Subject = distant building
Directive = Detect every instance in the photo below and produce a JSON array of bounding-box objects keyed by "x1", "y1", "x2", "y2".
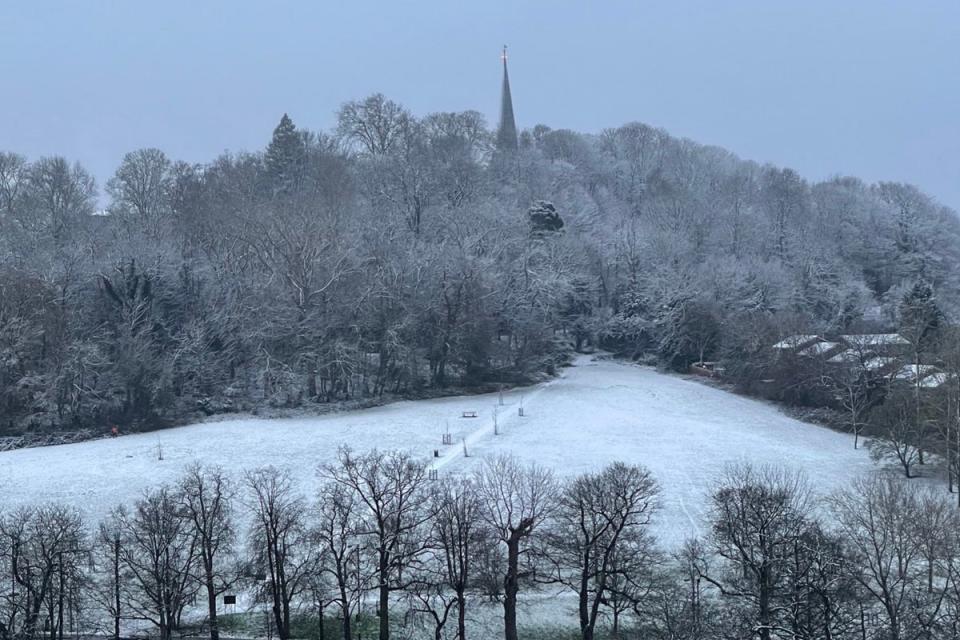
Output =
[
  {"x1": 798, "y1": 341, "x2": 843, "y2": 358},
  {"x1": 839, "y1": 334, "x2": 910, "y2": 357},
  {"x1": 827, "y1": 349, "x2": 861, "y2": 365},
  {"x1": 893, "y1": 364, "x2": 945, "y2": 387},
  {"x1": 771, "y1": 333, "x2": 910, "y2": 360},
  {"x1": 495, "y1": 45, "x2": 518, "y2": 152},
  {"x1": 772, "y1": 335, "x2": 822, "y2": 351},
  {"x1": 862, "y1": 356, "x2": 898, "y2": 373}
]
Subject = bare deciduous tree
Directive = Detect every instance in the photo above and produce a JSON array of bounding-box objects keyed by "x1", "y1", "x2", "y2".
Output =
[
  {"x1": 546, "y1": 462, "x2": 659, "y2": 640},
  {"x1": 114, "y1": 489, "x2": 197, "y2": 640},
  {"x1": 829, "y1": 476, "x2": 936, "y2": 640},
  {"x1": 321, "y1": 448, "x2": 433, "y2": 640},
  {"x1": 698, "y1": 464, "x2": 813, "y2": 640},
  {"x1": 407, "y1": 477, "x2": 488, "y2": 640},
  {"x1": 0, "y1": 505, "x2": 86, "y2": 640},
  {"x1": 867, "y1": 392, "x2": 922, "y2": 478},
  {"x1": 336, "y1": 94, "x2": 412, "y2": 156},
  {"x1": 178, "y1": 464, "x2": 235, "y2": 640},
  {"x1": 313, "y1": 481, "x2": 365, "y2": 640},
  {"x1": 245, "y1": 467, "x2": 315, "y2": 640},
  {"x1": 474, "y1": 454, "x2": 556, "y2": 640}
]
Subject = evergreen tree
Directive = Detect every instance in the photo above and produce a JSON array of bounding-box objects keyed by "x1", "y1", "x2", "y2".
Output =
[
  {"x1": 265, "y1": 113, "x2": 305, "y2": 194},
  {"x1": 527, "y1": 200, "x2": 564, "y2": 234},
  {"x1": 899, "y1": 279, "x2": 943, "y2": 356}
]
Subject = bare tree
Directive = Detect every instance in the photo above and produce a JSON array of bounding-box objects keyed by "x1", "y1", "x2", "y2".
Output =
[
  {"x1": 245, "y1": 467, "x2": 315, "y2": 640},
  {"x1": 933, "y1": 326, "x2": 960, "y2": 501},
  {"x1": 19, "y1": 156, "x2": 95, "y2": 245},
  {"x1": 643, "y1": 539, "x2": 718, "y2": 640},
  {"x1": 313, "y1": 481, "x2": 365, "y2": 640},
  {"x1": 867, "y1": 392, "x2": 922, "y2": 478},
  {"x1": 404, "y1": 570, "x2": 457, "y2": 640},
  {"x1": 336, "y1": 94, "x2": 412, "y2": 156},
  {"x1": 698, "y1": 464, "x2": 813, "y2": 640},
  {"x1": 178, "y1": 464, "x2": 235, "y2": 640},
  {"x1": 0, "y1": 505, "x2": 86, "y2": 640},
  {"x1": 114, "y1": 489, "x2": 198, "y2": 640},
  {"x1": 106, "y1": 148, "x2": 173, "y2": 238},
  {"x1": 407, "y1": 477, "x2": 488, "y2": 640},
  {"x1": 545, "y1": 462, "x2": 659, "y2": 640},
  {"x1": 474, "y1": 454, "x2": 557, "y2": 640},
  {"x1": 320, "y1": 448, "x2": 434, "y2": 640},
  {"x1": 829, "y1": 475, "x2": 929, "y2": 640},
  {"x1": 435, "y1": 478, "x2": 487, "y2": 640},
  {"x1": 913, "y1": 489, "x2": 958, "y2": 597},
  {"x1": 0, "y1": 152, "x2": 26, "y2": 219},
  {"x1": 819, "y1": 343, "x2": 876, "y2": 449},
  {"x1": 92, "y1": 516, "x2": 124, "y2": 640}
]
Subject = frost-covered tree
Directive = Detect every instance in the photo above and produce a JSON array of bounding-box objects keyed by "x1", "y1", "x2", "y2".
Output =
[{"x1": 107, "y1": 148, "x2": 173, "y2": 237}]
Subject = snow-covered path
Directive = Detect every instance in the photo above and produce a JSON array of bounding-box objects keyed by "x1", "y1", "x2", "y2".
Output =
[{"x1": 0, "y1": 355, "x2": 877, "y2": 546}]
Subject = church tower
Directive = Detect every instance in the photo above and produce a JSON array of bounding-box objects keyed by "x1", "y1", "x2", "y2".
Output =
[{"x1": 496, "y1": 45, "x2": 518, "y2": 151}]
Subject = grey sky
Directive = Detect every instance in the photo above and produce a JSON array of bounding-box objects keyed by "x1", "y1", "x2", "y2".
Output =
[{"x1": 1, "y1": 1, "x2": 958, "y2": 210}]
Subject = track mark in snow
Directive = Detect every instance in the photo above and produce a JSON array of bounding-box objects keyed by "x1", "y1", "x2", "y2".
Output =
[{"x1": 675, "y1": 468, "x2": 703, "y2": 538}]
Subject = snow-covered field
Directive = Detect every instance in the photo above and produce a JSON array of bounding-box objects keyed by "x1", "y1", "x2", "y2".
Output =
[{"x1": 0, "y1": 355, "x2": 878, "y2": 546}]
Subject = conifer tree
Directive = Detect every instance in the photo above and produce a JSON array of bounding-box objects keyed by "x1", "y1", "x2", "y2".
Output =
[
  {"x1": 265, "y1": 113, "x2": 305, "y2": 194},
  {"x1": 899, "y1": 279, "x2": 942, "y2": 356}
]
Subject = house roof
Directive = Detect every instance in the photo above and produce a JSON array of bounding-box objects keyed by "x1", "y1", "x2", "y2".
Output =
[
  {"x1": 863, "y1": 356, "x2": 896, "y2": 371},
  {"x1": 773, "y1": 335, "x2": 821, "y2": 350},
  {"x1": 840, "y1": 334, "x2": 908, "y2": 348},
  {"x1": 827, "y1": 349, "x2": 861, "y2": 364},
  {"x1": 920, "y1": 372, "x2": 951, "y2": 388},
  {"x1": 799, "y1": 341, "x2": 841, "y2": 357},
  {"x1": 894, "y1": 364, "x2": 940, "y2": 382}
]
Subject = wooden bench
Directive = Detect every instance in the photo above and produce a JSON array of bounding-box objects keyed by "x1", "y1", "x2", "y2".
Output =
[{"x1": 461, "y1": 410, "x2": 478, "y2": 418}]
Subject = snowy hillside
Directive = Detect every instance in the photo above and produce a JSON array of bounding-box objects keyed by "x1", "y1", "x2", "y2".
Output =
[{"x1": 0, "y1": 355, "x2": 877, "y2": 546}]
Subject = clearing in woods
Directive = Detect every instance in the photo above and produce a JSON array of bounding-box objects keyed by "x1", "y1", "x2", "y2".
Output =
[{"x1": 0, "y1": 354, "x2": 878, "y2": 546}]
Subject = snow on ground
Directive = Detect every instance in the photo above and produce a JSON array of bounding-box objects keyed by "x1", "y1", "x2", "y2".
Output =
[{"x1": 0, "y1": 354, "x2": 879, "y2": 546}]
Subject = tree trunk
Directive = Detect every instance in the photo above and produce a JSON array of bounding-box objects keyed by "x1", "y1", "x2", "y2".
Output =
[
  {"x1": 578, "y1": 558, "x2": 592, "y2": 640},
  {"x1": 339, "y1": 580, "x2": 353, "y2": 640},
  {"x1": 503, "y1": 535, "x2": 521, "y2": 640},
  {"x1": 758, "y1": 563, "x2": 772, "y2": 640},
  {"x1": 114, "y1": 538, "x2": 121, "y2": 640},
  {"x1": 318, "y1": 600, "x2": 325, "y2": 640},
  {"x1": 456, "y1": 589, "x2": 466, "y2": 640},
  {"x1": 379, "y1": 550, "x2": 390, "y2": 640},
  {"x1": 205, "y1": 568, "x2": 219, "y2": 640}
]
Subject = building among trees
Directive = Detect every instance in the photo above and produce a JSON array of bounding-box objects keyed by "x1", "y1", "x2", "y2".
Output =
[{"x1": 495, "y1": 45, "x2": 518, "y2": 152}]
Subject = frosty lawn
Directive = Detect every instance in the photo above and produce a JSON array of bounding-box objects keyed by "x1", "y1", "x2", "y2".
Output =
[{"x1": 0, "y1": 355, "x2": 876, "y2": 547}]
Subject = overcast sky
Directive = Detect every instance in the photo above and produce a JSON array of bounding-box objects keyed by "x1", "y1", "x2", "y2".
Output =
[{"x1": 1, "y1": 1, "x2": 958, "y2": 210}]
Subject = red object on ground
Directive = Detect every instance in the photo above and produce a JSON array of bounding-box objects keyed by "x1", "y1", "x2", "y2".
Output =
[{"x1": 110, "y1": 426, "x2": 119, "y2": 437}]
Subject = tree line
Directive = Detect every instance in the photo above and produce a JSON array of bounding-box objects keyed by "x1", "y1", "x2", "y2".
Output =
[
  {"x1": 3, "y1": 93, "x2": 960, "y2": 438},
  {"x1": 3, "y1": 452, "x2": 960, "y2": 640}
]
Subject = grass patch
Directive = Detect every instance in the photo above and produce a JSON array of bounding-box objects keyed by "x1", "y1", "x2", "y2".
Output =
[
  {"x1": 212, "y1": 610, "x2": 378, "y2": 639},
  {"x1": 518, "y1": 624, "x2": 632, "y2": 640},
  {"x1": 290, "y1": 612, "x2": 379, "y2": 639}
]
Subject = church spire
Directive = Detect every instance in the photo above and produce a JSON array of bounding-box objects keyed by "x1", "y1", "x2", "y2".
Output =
[{"x1": 496, "y1": 45, "x2": 518, "y2": 151}]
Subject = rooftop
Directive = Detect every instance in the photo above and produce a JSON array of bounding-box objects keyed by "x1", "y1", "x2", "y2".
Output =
[
  {"x1": 840, "y1": 333, "x2": 909, "y2": 347},
  {"x1": 799, "y1": 341, "x2": 841, "y2": 357},
  {"x1": 773, "y1": 335, "x2": 821, "y2": 350}
]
